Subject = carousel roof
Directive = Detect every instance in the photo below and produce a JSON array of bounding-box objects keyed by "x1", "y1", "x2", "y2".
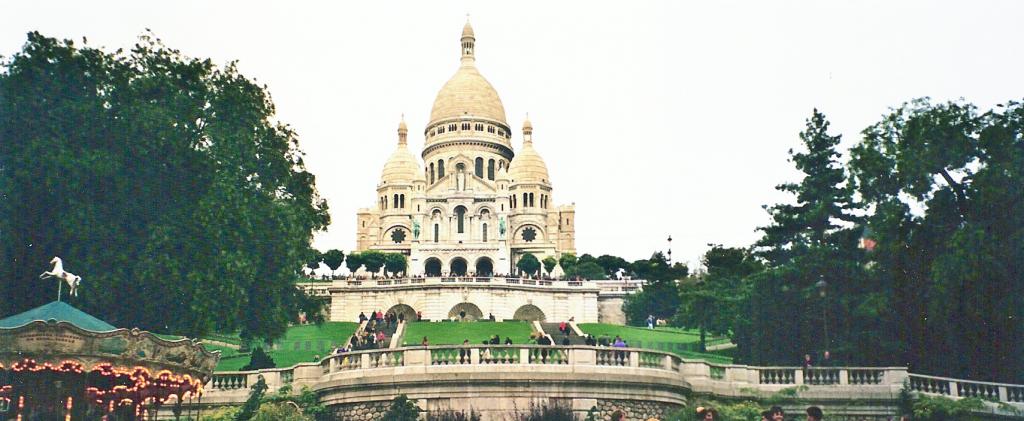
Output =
[{"x1": 0, "y1": 300, "x2": 116, "y2": 331}]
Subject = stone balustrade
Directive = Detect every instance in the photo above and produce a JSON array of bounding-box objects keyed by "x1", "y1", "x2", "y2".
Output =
[
  {"x1": 199, "y1": 346, "x2": 1024, "y2": 420},
  {"x1": 321, "y1": 276, "x2": 600, "y2": 292}
]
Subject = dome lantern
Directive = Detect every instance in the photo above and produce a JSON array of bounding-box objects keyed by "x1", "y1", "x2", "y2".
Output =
[
  {"x1": 461, "y1": 18, "x2": 475, "y2": 62},
  {"x1": 398, "y1": 114, "x2": 408, "y2": 145}
]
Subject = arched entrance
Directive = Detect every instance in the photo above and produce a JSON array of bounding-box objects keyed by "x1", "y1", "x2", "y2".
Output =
[
  {"x1": 475, "y1": 257, "x2": 494, "y2": 277},
  {"x1": 448, "y1": 302, "x2": 484, "y2": 321},
  {"x1": 513, "y1": 304, "x2": 546, "y2": 322},
  {"x1": 450, "y1": 257, "x2": 468, "y2": 276},
  {"x1": 387, "y1": 304, "x2": 417, "y2": 322},
  {"x1": 424, "y1": 258, "x2": 442, "y2": 276}
]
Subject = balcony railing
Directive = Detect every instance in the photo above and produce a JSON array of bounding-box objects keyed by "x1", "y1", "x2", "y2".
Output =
[{"x1": 204, "y1": 346, "x2": 1024, "y2": 409}]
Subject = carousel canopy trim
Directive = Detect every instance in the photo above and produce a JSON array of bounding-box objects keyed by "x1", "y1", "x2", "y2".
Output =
[{"x1": 0, "y1": 301, "x2": 116, "y2": 332}]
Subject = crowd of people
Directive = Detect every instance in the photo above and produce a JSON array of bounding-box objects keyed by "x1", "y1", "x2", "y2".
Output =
[{"x1": 695, "y1": 405, "x2": 825, "y2": 421}]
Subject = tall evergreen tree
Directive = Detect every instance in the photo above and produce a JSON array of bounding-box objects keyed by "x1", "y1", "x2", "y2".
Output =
[{"x1": 746, "y1": 109, "x2": 863, "y2": 364}]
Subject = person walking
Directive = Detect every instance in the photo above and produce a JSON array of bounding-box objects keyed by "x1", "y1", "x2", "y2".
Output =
[{"x1": 647, "y1": 314, "x2": 655, "y2": 329}]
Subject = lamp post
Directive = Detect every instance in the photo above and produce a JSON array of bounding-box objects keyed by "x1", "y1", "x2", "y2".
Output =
[
  {"x1": 815, "y1": 278, "x2": 829, "y2": 354},
  {"x1": 667, "y1": 235, "x2": 673, "y2": 265}
]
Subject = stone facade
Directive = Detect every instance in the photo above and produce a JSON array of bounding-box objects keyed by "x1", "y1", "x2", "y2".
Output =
[
  {"x1": 356, "y1": 21, "x2": 575, "y2": 277},
  {"x1": 329, "y1": 278, "x2": 600, "y2": 323},
  {"x1": 595, "y1": 399, "x2": 681, "y2": 421},
  {"x1": 329, "y1": 400, "x2": 391, "y2": 421}
]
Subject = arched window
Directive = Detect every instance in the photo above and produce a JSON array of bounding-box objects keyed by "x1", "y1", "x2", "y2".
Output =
[
  {"x1": 430, "y1": 163, "x2": 435, "y2": 184},
  {"x1": 433, "y1": 224, "x2": 439, "y2": 243},
  {"x1": 522, "y1": 193, "x2": 528, "y2": 207},
  {"x1": 438, "y1": 126, "x2": 445, "y2": 134},
  {"x1": 461, "y1": 122, "x2": 470, "y2": 131},
  {"x1": 487, "y1": 159, "x2": 495, "y2": 180},
  {"x1": 393, "y1": 194, "x2": 399, "y2": 209},
  {"x1": 499, "y1": 161, "x2": 504, "y2": 170},
  {"x1": 482, "y1": 223, "x2": 488, "y2": 242},
  {"x1": 438, "y1": 160, "x2": 445, "y2": 179},
  {"x1": 455, "y1": 206, "x2": 467, "y2": 233},
  {"x1": 475, "y1": 157, "x2": 484, "y2": 178},
  {"x1": 400, "y1": 194, "x2": 405, "y2": 208},
  {"x1": 529, "y1": 193, "x2": 535, "y2": 207}
]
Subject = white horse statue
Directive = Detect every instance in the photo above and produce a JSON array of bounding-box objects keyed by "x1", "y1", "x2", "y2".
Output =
[{"x1": 39, "y1": 256, "x2": 82, "y2": 297}]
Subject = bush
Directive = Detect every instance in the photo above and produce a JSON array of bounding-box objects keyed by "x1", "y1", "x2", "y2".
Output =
[
  {"x1": 382, "y1": 395, "x2": 421, "y2": 421},
  {"x1": 241, "y1": 347, "x2": 276, "y2": 371},
  {"x1": 251, "y1": 403, "x2": 313, "y2": 421},
  {"x1": 427, "y1": 409, "x2": 482, "y2": 421},
  {"x1": 514, "y1": 403, "x2": 574, "y2": 421}
]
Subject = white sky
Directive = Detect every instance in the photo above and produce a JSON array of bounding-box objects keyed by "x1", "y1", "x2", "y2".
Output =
[{"x1": 5, "y1": 1, "x2": 1024, "y2": 267}]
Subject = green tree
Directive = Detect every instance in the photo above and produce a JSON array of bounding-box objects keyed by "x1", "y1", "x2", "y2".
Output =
[
  {"x1": 241, "y1": 347, "x2": 276, "y2": 371},
  {"x1": 384, "y1": 253, "x2": 407, "y2": 277},
  {"x1": 517, "y1": 253, "x2": 541, "y2": 276},
  {"x1": 623, "y1": 252, "x2": 686, "y2": 325},
  {"x1": 558, "y1": 253, "x2": 577, "y2": 275},
  {"x1": 0, "y1": 32, "x2": 329, "y2": 342},
  {"x1": 382, "y1": 394, "x2": 421, "y2": 421},
  {"x1": 850, "y1": 99, "x2": 1024, "y2": 382},
  {"x1": 345, "y1": 251, "x2": 363, "y2": 274},
  {"x1": 542, "y1": 256, "x2": 557, "y2": 276},
  {"x1": 596, "y1": 254, "x2": 629, "y2": 278},
  {"x1": 321, "y1": 249, "x2": 345, "y2": 277},
  {"x1": 676, "y1": 246, "x2": 761, "y2": 352},
  {"x1": 574, "y1": 262, "x2": 606, "y2": 280},
  {"x1": 360, "y1": 250, "x2": 386, "y2": 276},
  {"x1": 235, "y1": 375, "x2": 268, "y2": 421},
  {"x1": 746, "y1": 109, "x2": 863, "y2": 365}
]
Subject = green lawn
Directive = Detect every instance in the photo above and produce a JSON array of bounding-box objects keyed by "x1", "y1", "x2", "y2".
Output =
[
  {"x1": 578, "y1": 323, "x2": 733, "y2": 363},
  {"x1": 402, "y1": 321, "x2": 535, "y2": 346},
  {"x1": 203, "y1": 322, "x2": 359, "y2": 371}
]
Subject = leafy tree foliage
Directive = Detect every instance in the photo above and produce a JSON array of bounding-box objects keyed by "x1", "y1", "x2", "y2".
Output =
[
  {"x1": 382, "y1": 394, "x2": 421, "y2": 421},
  {"x1": 517, "y1": 253, "x2": 541, "y2": 276},
  {"x1": 541, "y1": 256, "x2": 557, "y2": 276},
  {"x1": 573, "y1": 262, "x2": 607, "y2": 280},
  {"x1": 321, "y1": 249, "x2": 345, "y2": 273},
  {"x1": 383, "y1": 252, "x2": 407, "y2": 276},
  {"x1": 235, "y1": 375, "x2": 268, "y2": 421},
  {"x1": 676, "y1": 246, "x2": 761, "y2": 352},
  {"x1": 596, "y1": 254, "x2": 629, "y2": 278},
  {"x1": 360, "y1": 250, "x2": 386, "y2": 276},
  {"x1": 623, "y1": 252, "x2": 687, "y2": 325},
  {"x1": 557, "y1": 253, "x2": 577, "y2": 274},
  {"x1": 344, "y1": 251, "x2": 363, "y2": 274},
  {"x1": 241, "y1": 347, "x2": 276, "y2": 371},
  {"x1": 0, "y1": 32, "x2": 329, "y2": 342},
  {"x1": 849, "y1": 99, "x2": 1024, "y2": 382}
]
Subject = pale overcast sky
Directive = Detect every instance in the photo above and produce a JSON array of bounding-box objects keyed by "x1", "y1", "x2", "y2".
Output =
[{"x1": 5, "y1": 1, "x2": 1023, "y2": 267}]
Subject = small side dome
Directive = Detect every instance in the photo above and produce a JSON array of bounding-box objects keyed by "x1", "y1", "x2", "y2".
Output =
[
  {"x1": 381, "y1": 117, "x2": 421, "y2": 184},
  {"x1": 508, "y1": 142, "x2": 549, "y2": 185},
  {"x1": 380, "y1": 145, "x2": 421, "y2": 185}
]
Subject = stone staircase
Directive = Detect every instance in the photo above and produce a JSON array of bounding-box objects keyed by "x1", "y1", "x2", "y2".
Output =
[{"x1": 540, "y1": 322, "x2": 588, "y2": 345}]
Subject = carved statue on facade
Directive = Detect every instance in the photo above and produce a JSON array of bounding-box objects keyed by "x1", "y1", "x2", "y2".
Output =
[
  {"x1": 413, "y1": 220, "x2": 421, "y2": 239},
  {"x1": 499, "y1": 217, "x2": 506, "y2": 238}
]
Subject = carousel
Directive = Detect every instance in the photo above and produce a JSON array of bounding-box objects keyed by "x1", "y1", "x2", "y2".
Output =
[{"x1": 0, "y1": 258, "x2": 219, "y2": 420}]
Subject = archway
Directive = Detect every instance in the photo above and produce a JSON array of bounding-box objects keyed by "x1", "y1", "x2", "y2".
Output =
[
  {"x1": 448, "y1": 302, "x2": 484, "y2": 321},
  {"x1": 424, "y1": 258, "x2": 442, "y2": 277},
  {"x1": 513, "y1": 304, "x2": 546, "y2": 322},
  {"x1": 387, "y1": 304, "x2": 417, "y2": 322},
  {"x1": 450, "y1": 257, "x2": 468, "y2": 276},
  {"x1": 475, "y1": 257, "x2": 494, "y2": 277}
]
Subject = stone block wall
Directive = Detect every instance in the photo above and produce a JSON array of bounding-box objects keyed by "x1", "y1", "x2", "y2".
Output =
[
  {"x1": 595, "y1": 399, "x2": 681, "y2": 421},
  {"x1": 329, "y1": 400, "x2": 391, "y2": 421}
]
